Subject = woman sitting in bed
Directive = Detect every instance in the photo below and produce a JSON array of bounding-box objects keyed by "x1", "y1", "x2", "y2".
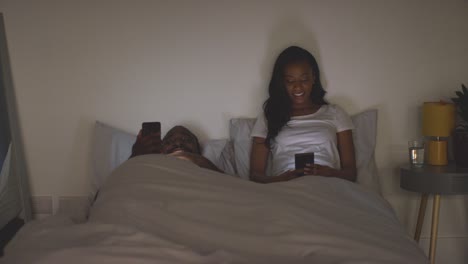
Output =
[{"x1": 250, "y1": 46, "x2": 357, "y2": 183}]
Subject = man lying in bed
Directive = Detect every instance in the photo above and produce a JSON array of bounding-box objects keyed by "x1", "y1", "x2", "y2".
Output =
[{"x1": 130, "y1": 125, "x2": 222, "y2": 172}]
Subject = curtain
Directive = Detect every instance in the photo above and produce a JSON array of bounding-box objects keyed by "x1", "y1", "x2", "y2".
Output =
[{"x1": 0, "y1": 13, "x2": 32, "y2": 222}]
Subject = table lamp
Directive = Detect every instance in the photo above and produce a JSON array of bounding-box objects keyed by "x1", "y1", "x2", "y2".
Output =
[{"x1": 422, "y1": 102, "x2": 455, "y2": 165}]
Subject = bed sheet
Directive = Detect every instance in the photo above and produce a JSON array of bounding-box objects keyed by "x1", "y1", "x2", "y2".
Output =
[{"x1": 2, "y1": 155, "x2": 428, "y2": 263}]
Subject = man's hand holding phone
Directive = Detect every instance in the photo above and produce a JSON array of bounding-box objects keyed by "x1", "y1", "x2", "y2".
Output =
[{"x1": 131, "y1": 122, "x2": 162, "y2": 157}]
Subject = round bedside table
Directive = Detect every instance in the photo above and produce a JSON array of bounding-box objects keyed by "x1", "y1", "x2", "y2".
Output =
[{"x1": 400, "y1": 163, "x2": 468, "y2": 264}]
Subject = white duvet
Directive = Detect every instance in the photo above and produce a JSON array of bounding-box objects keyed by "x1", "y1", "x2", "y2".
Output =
[{"x1": 2, "y1": 155, "x2": 428, "y2": 263}]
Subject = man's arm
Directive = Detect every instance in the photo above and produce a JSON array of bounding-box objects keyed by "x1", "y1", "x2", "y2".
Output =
[
  {"x1": 130, "y1": 131, "x2": 162, "y2": 158},
  {"x1": 170, "y1": 152, "x2": 223, "y2": 173}
]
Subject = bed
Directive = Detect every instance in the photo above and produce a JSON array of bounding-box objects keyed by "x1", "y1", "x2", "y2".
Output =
[{"x1": 0, "y1": 110, "x2": 429, "y2": 263}]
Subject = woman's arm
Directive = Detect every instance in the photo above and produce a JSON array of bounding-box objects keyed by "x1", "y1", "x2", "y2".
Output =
[
  {"x1": 303, "y1": 129, "x2": 357, "y2": 182},
  {"x1": 249, "y1": 137, "x2": 301, "y2": 183}
]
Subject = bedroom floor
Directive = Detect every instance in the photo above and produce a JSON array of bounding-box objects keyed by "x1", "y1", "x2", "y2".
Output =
[{"x1": 0, "y1": 218, "x2": 24, "y2": 257}]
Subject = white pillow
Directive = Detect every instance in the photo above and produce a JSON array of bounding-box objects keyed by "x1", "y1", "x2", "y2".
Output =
[
  {"x1": 229, "y1": 109, "x2": 381, "y2": 194},
  {"x1": 229, "y1": 118, "x2": 256, "y2": 179},
  {"x1": 202, "y1": 139, "x2": 236, "y2": 176},
  {"x1": 92, "y1": 122, "x2": 136, "y2": 192},
  {"x1": 351, "y1": 109, "x2": 380, "y2": 193}
]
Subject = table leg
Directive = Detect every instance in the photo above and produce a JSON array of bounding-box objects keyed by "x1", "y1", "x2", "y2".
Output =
[
  {"x1": 429, "y1": 194, "x2": 441, "y2": 264},
  {"x1": 414, "y1": 194, "x2": 428, "y2": 242}
]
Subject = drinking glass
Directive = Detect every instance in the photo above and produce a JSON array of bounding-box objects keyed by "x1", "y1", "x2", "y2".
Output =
[{"x1": 408, "y1": 140, "x2": 425, "y2": 167}]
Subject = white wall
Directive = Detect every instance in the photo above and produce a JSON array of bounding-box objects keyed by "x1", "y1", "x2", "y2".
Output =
[
  {"x1": 1, "y1": 0, "x2": 468, "y2": 262},
  {"x1": 1, "y1": 0, "x2": 467, "y2": 204}
]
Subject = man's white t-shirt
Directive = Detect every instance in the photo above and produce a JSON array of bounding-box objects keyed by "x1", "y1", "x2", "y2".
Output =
[{"x1": 250, "y1": 104, "x2": 354, "y2": 176}]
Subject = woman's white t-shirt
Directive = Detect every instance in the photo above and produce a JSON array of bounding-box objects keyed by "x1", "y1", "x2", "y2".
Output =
[{"x1": 250, "y1": 104, "x2": 354, "y2": 176}]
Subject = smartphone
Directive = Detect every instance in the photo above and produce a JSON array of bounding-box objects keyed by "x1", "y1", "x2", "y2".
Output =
[
  {"x1": 295, "y1": 152, "x2": 315, "y2": 171},
  {"x1": 141, "y1": 122, "x2": 161, "y2": 138}
]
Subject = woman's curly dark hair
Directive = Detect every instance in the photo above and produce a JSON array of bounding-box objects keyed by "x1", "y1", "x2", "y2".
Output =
[{"x1": 263, "y1": 46, "x2": 328, "y2": 147}]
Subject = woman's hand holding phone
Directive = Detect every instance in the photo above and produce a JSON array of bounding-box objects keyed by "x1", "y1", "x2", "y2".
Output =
[
  {"x1": 295, "y1": 152, "x2": 314, "y2": 176},
  {"x1": 303, "y1": 163, "x2": 335, "y2": 177},
  {"x1": 278, "y1": 169, "x2": 304, "y2": 179}
]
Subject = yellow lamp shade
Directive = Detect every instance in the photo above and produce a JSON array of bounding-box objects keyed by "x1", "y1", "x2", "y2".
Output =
[{"x1": 422, "y1": 102, "x2": 455, "y2": 137}]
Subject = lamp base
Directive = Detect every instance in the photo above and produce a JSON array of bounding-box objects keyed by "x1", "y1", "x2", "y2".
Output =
[{"x1": 427, "y1": 140, "x2": 448, "y2": 166}]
